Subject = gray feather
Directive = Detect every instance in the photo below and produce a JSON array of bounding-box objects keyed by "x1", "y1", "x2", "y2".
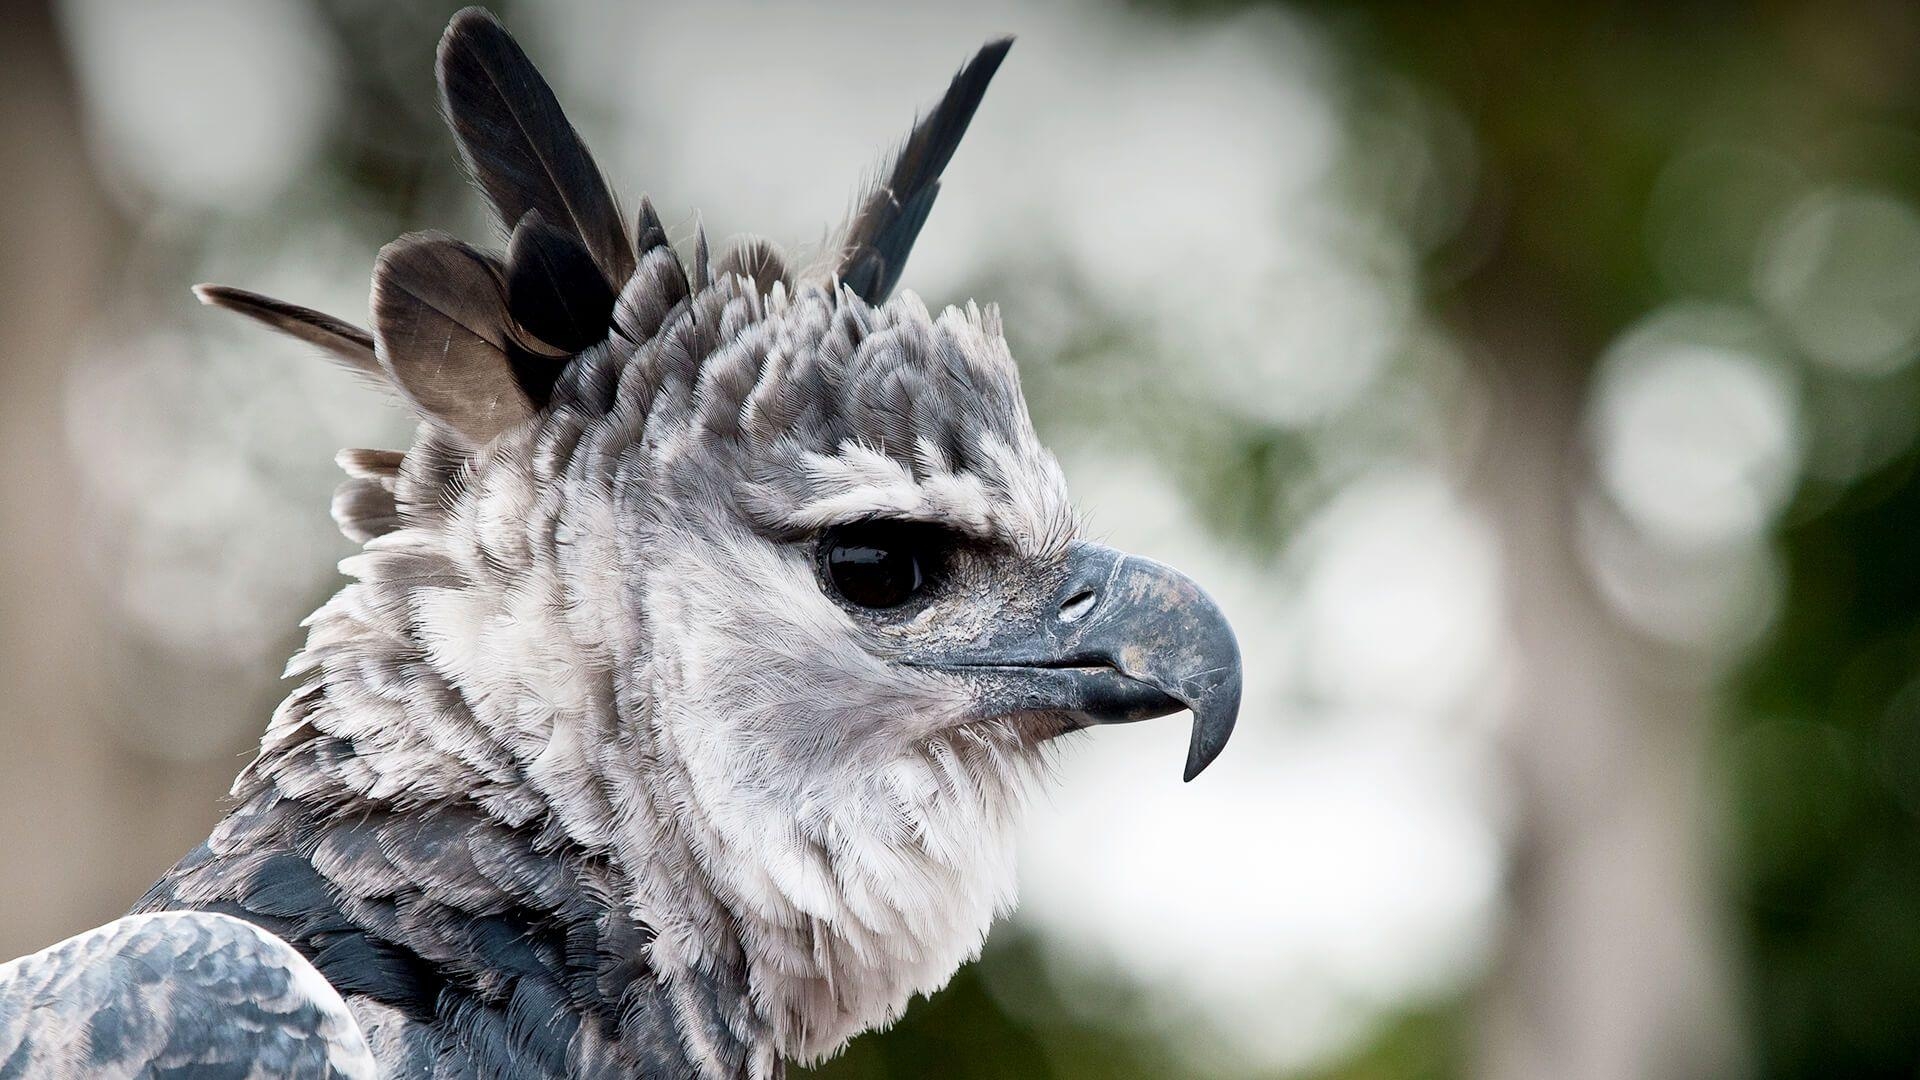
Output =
[
  {"x1": 336, "y1": 448, "x2": 404, "y2": 488},
  {"x1": 835, "y1": 38, "x2": 1012, "y2": 303},
  {"x1": 193, "y1": 284, "x2": 382, "y2": 382},
  {"x1": 0, "y1": 911, "x2": 375, "y2": 1080},
  {"x1": 332, "y1": 479, "x2": 403, "y2": 543},
  {"x1": 370, "y1": 231, "x2": 537, "y2": 445},
  {"x1": 714, "y1": 237, "x2": 790, "y2": 298},
  {"x1": 691, "y1": 222, "x2": 712, "y2": 293},
  {"x1": 635, "y1": 196, "x2": 669, "y2": 257}
]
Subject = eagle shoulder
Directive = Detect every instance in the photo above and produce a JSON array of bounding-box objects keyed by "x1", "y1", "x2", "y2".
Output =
[{"x1": 0, "y1": 910, "x2": 375, "y2": 1080}]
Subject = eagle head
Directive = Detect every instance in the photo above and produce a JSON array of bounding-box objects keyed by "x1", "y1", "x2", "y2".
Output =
[{"x1": 197, "y1": 6, "x2": 1241, "y2": 1063}]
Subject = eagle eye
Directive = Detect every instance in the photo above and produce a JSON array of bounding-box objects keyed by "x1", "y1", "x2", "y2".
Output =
[{"x1": 820, "y1": 520, "x2": 954, "y2": 610}]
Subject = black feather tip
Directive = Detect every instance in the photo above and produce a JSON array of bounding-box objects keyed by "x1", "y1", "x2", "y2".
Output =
[
  {"x1": 437, "y1": 7, "x2": 636, "y2": 288},
  {"x1": 838, "y1": 37, "x2": 1013, "y2": 304}
]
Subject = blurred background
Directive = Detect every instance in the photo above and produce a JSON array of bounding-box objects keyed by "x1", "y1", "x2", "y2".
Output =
[{"x1": 5, "y1": 0, "x2": 1920, "y2": 1076}]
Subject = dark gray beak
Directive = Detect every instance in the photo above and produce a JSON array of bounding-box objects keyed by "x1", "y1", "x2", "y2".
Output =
[{"x1": 928, "y1": 541, "x2": 1242, "y2": 781}]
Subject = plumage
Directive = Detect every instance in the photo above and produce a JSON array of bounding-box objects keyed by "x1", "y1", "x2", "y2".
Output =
[
  {"x1": 835, "y1": 38, "x2": 1013, "y2": 304},
  {"x1": 4, "y1": 10, "x2": 1243, "y2": 1080},
  {"x1": 193, "y1": 284, "x2": 382, "y2": 381},
  {"x1": 369, "y1": 230, "x2": 542, "y2": 445},
  {"x1": 0, "y1": 911, "x2": 376, "y2": 1080},
  {"x1": 505, "y1": 211, "x2": 619, "y2": 358},
  {"x1": 635, "y1": 197, "x2": 670, "y2": 258},
  {"x1": 437, "y1": 6, "x2": 635, "y2": 289}
]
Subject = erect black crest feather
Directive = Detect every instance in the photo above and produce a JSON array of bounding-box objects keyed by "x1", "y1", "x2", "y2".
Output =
[
  {"x1": 635, "y1": 197, "x2": 669, "y2": 258},
  {"x1": 836, "y1": 37, "x2": 1012, "y2": 304},
  {"x1": 192, "y1": 285, "x2": 381, "y2": 381},
  {"x1": 199, "y1": 12, "x2": 1018, "y2": 459},
  {"x1": 505, "y1": 211, "x2": 617, "y2": 356},
  {"x1": 437, "y1": 7, "x2": 635, "y2": 290}
]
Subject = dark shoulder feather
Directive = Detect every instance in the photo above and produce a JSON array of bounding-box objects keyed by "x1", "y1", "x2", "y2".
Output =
[
  {"x1": 835, "y1": 38, "x2": 1013, "y2": 304},
  {"x1": 194, "y1": 284, "x2": 382, "y2": 381},
  {"x1": 0, "y1": 911, "x2": 375, "y2": 1079},
  {"x1": 437, "y1": 7, "x2": 635, "y2": 288}
]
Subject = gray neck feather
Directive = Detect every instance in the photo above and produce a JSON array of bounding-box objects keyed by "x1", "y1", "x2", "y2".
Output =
[{"x1": 227, "y1": 394, "x2": 1029, "y2": 1070}]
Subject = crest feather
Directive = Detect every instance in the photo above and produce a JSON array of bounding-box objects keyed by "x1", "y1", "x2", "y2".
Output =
[
  {"x1": 835, "y1": 38, "x2": 1012, "y2": 304},
  {"x1": 192, "y1": 285, "x2": 381, "y2": 382},
  {"x1": 635, "y1": 197, "x2": 670, "y2": 257},
  {"x1": 437, "y1": 7, "x2": 635, "y2": 288},
  {"x1": 370, "y1": 231, "x2": 539, "y2": 445},
  {"x1": 504, "y1": 210, "x2": 617, "y2": 358}
]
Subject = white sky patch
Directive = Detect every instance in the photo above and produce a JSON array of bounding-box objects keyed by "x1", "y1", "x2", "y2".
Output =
[
  {"x1": 1583, "y1": 306, "x2": 1803, "y2": 657},
  {"x1": 1578, "y1": 496, "x2": 1785, "y2": 657},
  {"x1": 1591, "y1": 315, "x2": 1802, "y2": 551},
  {"x1": 58, "y1": 0, "x2": 338, "y2": 211},
  {"x1": 1292, "y1": 469, "x2": 1502, "y2": 712}
]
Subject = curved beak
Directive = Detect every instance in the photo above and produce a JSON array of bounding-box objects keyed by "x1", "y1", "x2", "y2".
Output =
[{"x1": 927, "y1": 541, "x2": 1242, "y2": 781}]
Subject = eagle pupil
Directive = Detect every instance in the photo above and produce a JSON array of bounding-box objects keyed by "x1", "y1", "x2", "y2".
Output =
[{"x1": 824, "y1": 523, "x2": 934, "y2": 609}]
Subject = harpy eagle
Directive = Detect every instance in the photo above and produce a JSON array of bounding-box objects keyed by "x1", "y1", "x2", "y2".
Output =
[{"x1": 0, "y1": 9, "x2": 1241, "y2": 1078}]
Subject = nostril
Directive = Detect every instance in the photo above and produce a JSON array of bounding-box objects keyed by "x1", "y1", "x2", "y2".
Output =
[{"x1": 1058, "y1": 588, "x2": 1097, "y2": 624}]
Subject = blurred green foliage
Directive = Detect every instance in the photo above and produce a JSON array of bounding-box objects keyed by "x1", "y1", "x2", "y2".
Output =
[
  {"x1": 804, "y1": 933, "x2": 1466, "y2": 1080},
  {"x1": 1737, "y1": 468, "x2": 1920, "y2": 1077},
  {"x1": 1322, "y1": 5, "x2": 1920, "y2": 1078},
  {"x1": 820, "y1": 1, "x2": 1920, "y2": 1076}
]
